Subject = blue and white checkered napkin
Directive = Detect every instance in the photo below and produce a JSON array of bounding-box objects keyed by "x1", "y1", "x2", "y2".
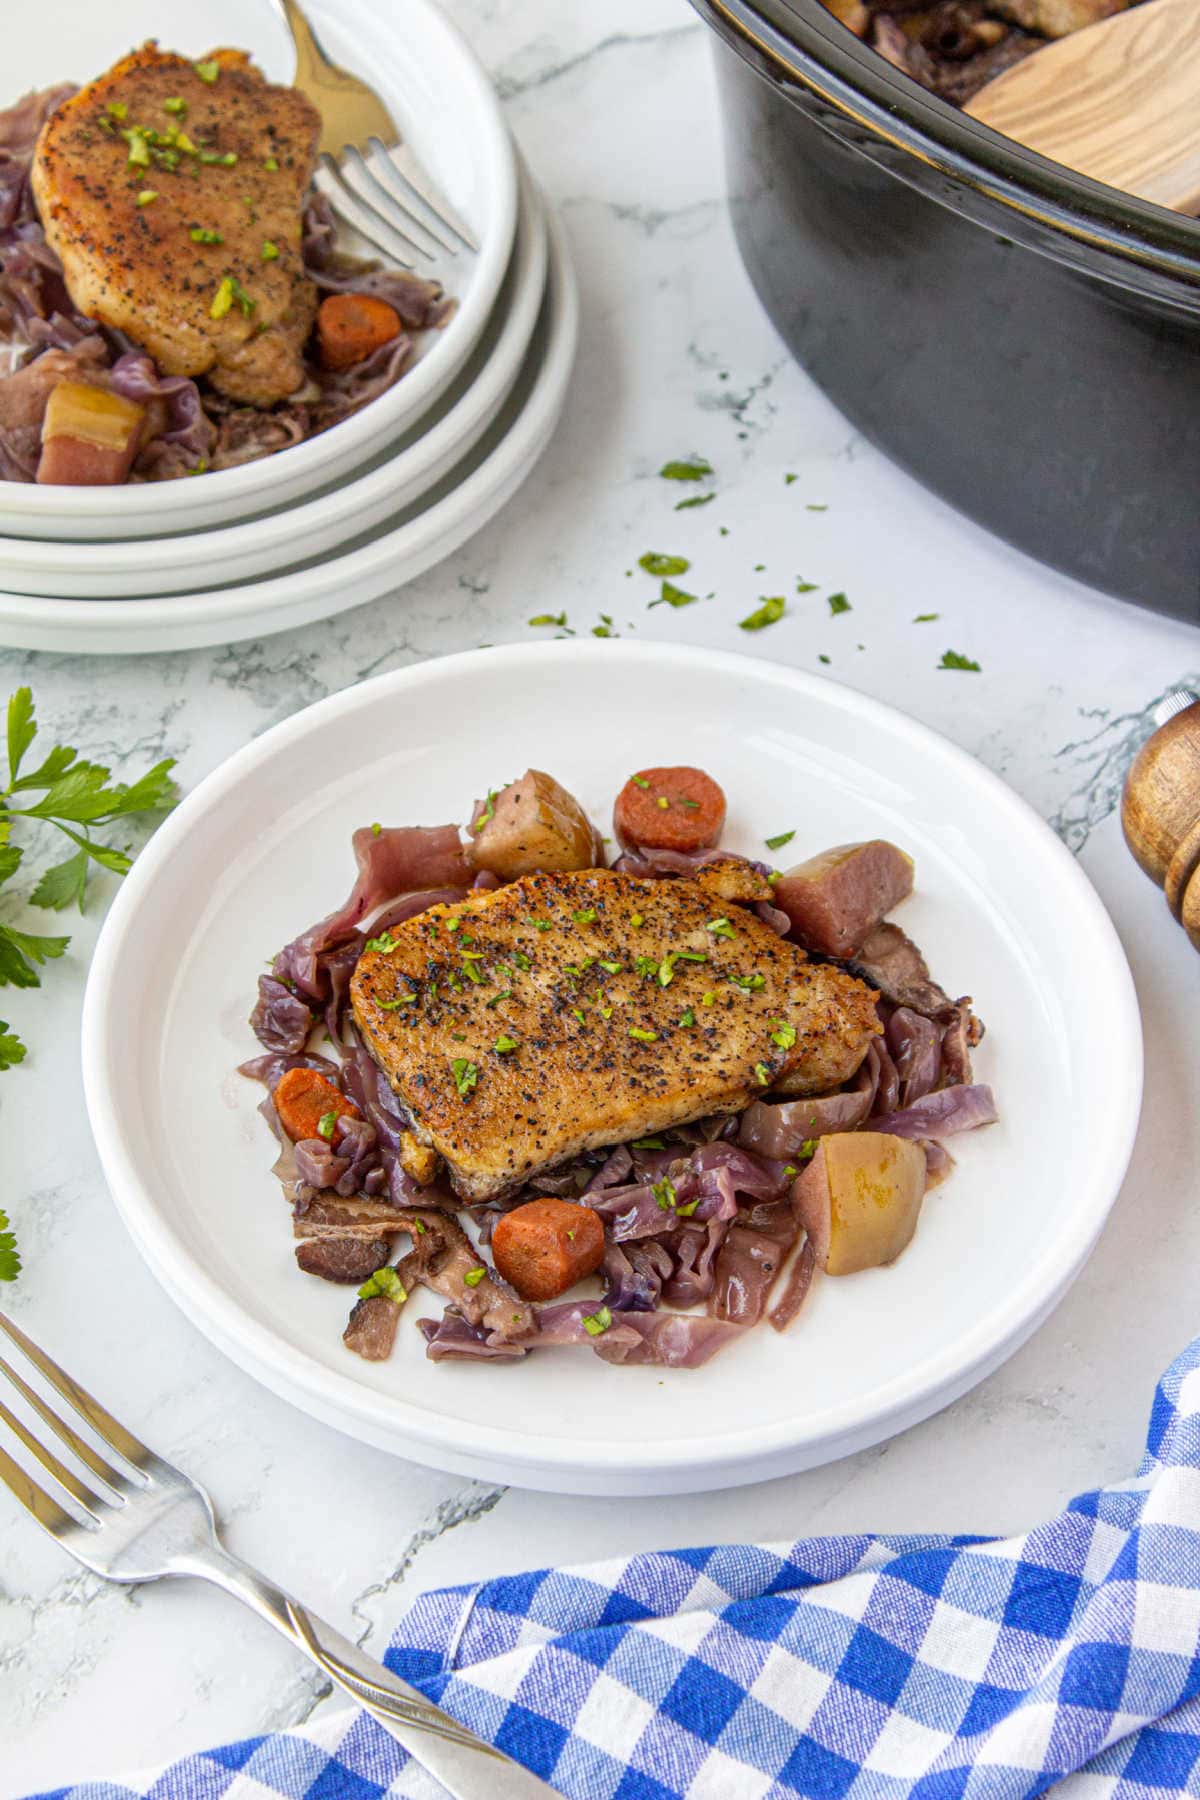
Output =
[{"x1": 31, "y1": 1336, "x2": 1200, "y2": 1800}]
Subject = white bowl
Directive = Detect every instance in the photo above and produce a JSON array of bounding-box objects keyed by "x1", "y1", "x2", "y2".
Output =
[
  {"x1": 0, "y1": 166, "x2": 547, "y2": 597},
  {"x1": 0, "y1": 206, "x2": 578, "y2": 652},
  {"x1": 0, "y1": 0, "x2": 516, "y2": 542},
  {"x1": 81, "y1": 641, "x2": 1142, "y2": 1495}
]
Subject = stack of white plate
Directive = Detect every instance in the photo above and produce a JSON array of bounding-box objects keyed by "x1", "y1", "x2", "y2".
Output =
[{"x1": 0, "y1": 0, "x2": 577, "y2": 654}]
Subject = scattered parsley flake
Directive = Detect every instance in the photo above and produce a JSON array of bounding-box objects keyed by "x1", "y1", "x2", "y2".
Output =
[
  {"x1": 939, "y1": 650, "x2": 982, "y2": 672},
  {"x1": 190, "y1": 227, "x2": 223, "y2": 245},
  {"x1": 261, "y1": 240, "x2": 280, "y2": 261},
  {"x1": 631, "y1": 776, "x2": 649, "y2": 789},
  {"x1": 464, "y1": 1266, "x2": 486, "y2": 1287},
  {"x1": 0, "y1": 1207, "x2": 18, "y2": 1281},
  {"x1": 632, "y1": 1135, "x2": 665, "y2": 1149},
  {"x1": 365, "y1": 930, "x2": 398, "y2": 954},
  {"x1": 194, "y1": 59, "x2": 221, "y2": 82},
  {"x1": 772, "y1": 1022, "x2": 798, "y2": 1050},
  {"x1": 653, "y1": 1177, "x2": 676, "y2": 1212},
  {"x1": 914, "y1": 612, "x2": 939, "y2": 623},
  {"x1": 679, "y1": 1007, "x2": 695, "y2": 1027},
  {"x1": 638, "y1": 552, "x2": 690, "y2": 577},
  {"x1": 806, "y1": 503, "x2": 828, "y2": 512},
  {"x1": 529, "y1": 611, "x2": 567, "y2": 627},
  {"x1": 317, "y1": 1111, "x2": 338, "y2": 1141},
  {"x1": 629, "y1": 1026, "x2": 658, "y2": 1041},
  {"x1": 795, "y1": 580, "x2": 818, "y2": 594},
  {"x1": 827, "y1": 592, "x2": 852, "y2": 616},
  {"x1": 799, "y1": 1138, "x2": 819, "y2": 1159},
  {"x1": 493, "y1": 1035, "x2": 518, "y2": 1053},
  {"x1": 370, "y1": 821, "x2": 382, "y2": 836},
  {"x1": 573, "y1": 908, "x2": 597, "y2": 925},
  {"x1": 754, "y1": 1063, "x2": 771, "y2": 1086},
  {"x1": 472, "y1": 789, "x2": 497, "y2": 834},
  {"x1": 358, "y1": 1266, "x2": 407, "y2": 1303},
  {"x1": 660, "y1": 457, "x2": 713, "y2": 481},
  {"x1": 765, "y1": 829, "x2": 795, "y2": 851},
  {"x1": 739, "y1": 595, "x2": 786, "y2": 631},
  {"x1": 651, "y1": 580, "x2": 698, "y2": 610},
  {"x1": 631, "y1": 912, "x2": 645, "y2": 927},
  {"x1": 706, "y1": 917, "x2": 736, "y2": 940},
  {"x1": 451, "y1": 1058, "x2": 478, "y2": 1099},
  {"x1": 485, "y1": 989, "x2": 512, "y2": 1007},
  {"x1": 675, "y1": 493, "x2": 714, "y2": 511},
  {"x1": 785, "y1": 472, "x2": 798, "y2": 485},
  {"x1": 582, "y1": 1305, "x2": 613, "y2": 1337},
  {"x1": 818, "y1": 654, "x2": 831, "y2": 665}
]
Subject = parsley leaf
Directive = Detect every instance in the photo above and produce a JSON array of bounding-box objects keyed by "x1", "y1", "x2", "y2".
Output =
[
  {"x1": 6, "y1": 689, "x2": 35, "y2": 787},
  {"x1": 939, "y1": 650, "x2": 982, "y2": 672},
  {"x1": 674, "y1": 493, "x2": 714, "y2": 511},
  {"x1": 638, "y1": 552, "x2": 690, "y2": 577},
  {"x1": 913, "y1": 612, "x2": 939, "y2": 622},
  {"x1": 765, "y1": 830, "x2": 795, "y2": 851},
  {"x1": 739, "y1": 596, "x2": 786, "y2": 632},
  {"x1": 827, "y1": 592, "x2": 852, "y2": 616},
  {"x1": 0, "y1": 1023, "x2": 26, "y2": 1070},
  {"x1": 528, "y1": 611, "x2": 567, "y2": 627}
]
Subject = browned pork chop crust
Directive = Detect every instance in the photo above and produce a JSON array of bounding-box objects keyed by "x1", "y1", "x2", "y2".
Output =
[
  {"x1": 351, "y1": 869, "x2": 880, "y2": 1202},
  {"x1": 32, "y1": 45, "x2": 320, "y2": 405}
]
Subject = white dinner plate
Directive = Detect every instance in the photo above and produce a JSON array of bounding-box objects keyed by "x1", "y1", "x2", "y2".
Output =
[
  {"x1": 0, "y1": 163, "x2": 548, "y2": 597},
  {"x1": 0, "y1": 205, "x2": 576, "y2": 652},
  {"x1": 0, "y1": 0, "x2": 516, "y2": 541},
  {"x1": 81, "y1": 642, "x2": 1142, "y2": 1496}
]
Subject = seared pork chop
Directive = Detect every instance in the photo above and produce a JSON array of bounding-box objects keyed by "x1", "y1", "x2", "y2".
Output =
[
  {"x1": 32, "y1": 45, "x2": 320, "y2": 405},
  {"x1": 351, "y1": 869, "x2": 880, "y2": 1202}
]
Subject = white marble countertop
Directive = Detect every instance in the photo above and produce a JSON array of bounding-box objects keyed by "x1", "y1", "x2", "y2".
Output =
[{"x1": 3, "y1": 1, "x2": 1200, "y2": 1791}]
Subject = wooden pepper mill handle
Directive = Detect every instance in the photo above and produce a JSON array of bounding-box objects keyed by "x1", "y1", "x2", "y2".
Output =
[{"x1": 1121, "y1": 689, "x2": 1200, "y2": 950}]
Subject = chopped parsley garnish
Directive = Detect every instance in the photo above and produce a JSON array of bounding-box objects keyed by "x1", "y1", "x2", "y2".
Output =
[
  {"x1": 729, "y1": 972, "x2": 765, "y2": 991},
  {"x1": 194, "y1": 60, "x2": 221, "y2": 82},
  {"x1": 125, "y1": 130, "x2": 152, "y2": 170},
  {"x1": 765, "y1": 830, "x2": 795, "y2": 851},
  {"x1": 675, "y1": 493, "x2": 715, "y2": 510},
  {"x1": 651, "y1": 580, "x2": 698, "y2": 610},
  {"x1": 806, "y1": 503, "x2": 828, "y2": 512},
  {"x1": 827, "y1": 592, "x2": 851, "y2": 616},
  {"x1": 317, "y1": 1111, "x2": 339, "y2": 1141},
  {"x1": 629, "y1": 1026, "x2": 658, "y2": 1041},
  {"x1": 701, "y1": 991, "x2": 716, "y2": 1007},
  {"x1": 660, "y1": 457, "x2": 713, "y2": 481},
  {"x1": 528, "y1": 611, "x2": 567, "y2": 627},
  {"x1": 136, "y1": 189, "x2": 158, "y2": 207},
  {"x1": 676, "y1": 1197, "x2": 700, "y2": 1218},
  {"x1": 653, "y1": 1177, "x2": 676, "y2": 1211},
  {"x1": 582, "y1": 1305, "x2": 613, "y2": 1336},
  {"x1": 451, "y1": 1058, "x2": 478, "y2": 1099},
  {"x1": 572, "y1": 1007, "x2": 586, "y2": 1024},
  {"x1": 190, "y1": 227, "x2": 223, "y2": 245},
  {"x1": 0, "y1": 1209, "x2": 18, "y2": 1283},
  {"x1": 529, "y1": 917, "x2": 552, "y2": 931},
  {"x1": 493, "y1": 1035, "x2": 518, "y2": 1053},
  {"x1": 378, "y1": 992, "x2": 416, "y2": 1010},
  {"x1": 574, "y1": 908, "x2": 597, "y2": 925},
  {"x1": 785, "y1": 472, "x2": 798, "y2": 485},
  {"x1": 818, "y1": 654, "x2": 831, "y2": 665},
  {"x1": 446, "y1": 917, "x2": 461, "y2": 933},
  {"x1": 630, "y1": 776, "x2": 649, "y2": 789},
  {"x1": 679, "y1": 1008, "x2": 695, "y2": 1027},
  {"x1": 163, "y1": 97, "x2": 187, "y2": 116},
  {"x1": 370, "y1": 821, "x2": 382, "y2": 836},
  {"x1": 472, "y1": 790, "x2": 497, "y2": 833},
  {"x1": 365, "y1": 930, "x2": 398, "y2": 954},
  {"x1": 210, "y1": 277, "x2": 234, "y2": 320},
  {"x1": 106, "y1": 102, "x2": 128, "y2": 121},
  {"x1": 939, "y1": 650, "x2": 982, "y2": 671},
  {"x1": 598, "y1": 1003, "x2": 613, "y2": 1019},
  {"x1": 638, "y1": 552, "x2": 690, "y2": 577},
  {"x1": 635, "y1": 954, "x2": 658, "y2": 979},
  {"x1": 599, "y1": 959, "x2": 621, "y2": 974},
  {"x1": 656, "y1": 796, "x2": 669, "y2": 810},
  {"x1": 706, "y1": 917, "x2": 736, "y2": 939},
  {"x1": 592, "y1": 614, "x2": 616, "y2": 638},
  {"x1": 511, "y1": 949, "x2": 531, "y2": 970},
  {"x1": 261, "y1": 240, "x2": 280, "y2": 261},
  {"x1": 739, "y1": 596, "x2": 786, "y2": 631},
  {"x1": 631, "y1": 912, "x2": 645, "y2": 927},
  {"x1": 632, "y1": 1136, "x2": 665, "y2": 1149},
  {"x1": 771, "y1": 1022, "x2": 798, "y2": 1050},
  {"x1": 754, "y1": 1063, "x2": 771, "y2": 1086},
  {"x1": 796, "y1": 580, "x2": 818, "y2": 594},
  {"x1": 485, "y1": 989, "x2": 512, "y2": 1007},
  {"x1": 463, "y1": 1266, "x2": 486, "y2": 1287},
  {"x1": 264, "y1": 156, "x2": 279, "y2": 171},
  {"x1": 358, "y1": 1266, "x2": 407, "y2": 1303},
  {"x1": 914, "y1": 612, "x2": 939, "y2": 623},
  {"x1": 462, "y1": 961, "x2": 483, "y2": 983}
]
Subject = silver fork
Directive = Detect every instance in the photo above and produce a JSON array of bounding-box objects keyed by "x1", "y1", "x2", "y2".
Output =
[
  {"x1": 0, "y1": 1310, "x2": 558, "y2": 1800},
  {"x1": 273, "y1": 0, "x2": 479, "y2": 268}
]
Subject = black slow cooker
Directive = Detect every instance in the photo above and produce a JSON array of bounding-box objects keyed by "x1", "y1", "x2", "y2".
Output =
[{"x1": 691, "y1": 0, "x2": 1200, "y2": 623}]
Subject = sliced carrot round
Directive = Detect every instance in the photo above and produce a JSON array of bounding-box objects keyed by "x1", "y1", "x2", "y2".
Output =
[
  {"x1": 613, "y1": 765, "x2": 726, "y2": 853},
  {"x1": 273, "y1": 1066, "x2": 361, "y2": 1143},
  {"x1": 491, "y1": 1199, "x2": 605, "y2": 1301},
  {"x1": 316, "y1": 293, "x2": 403, "y2": 372}
]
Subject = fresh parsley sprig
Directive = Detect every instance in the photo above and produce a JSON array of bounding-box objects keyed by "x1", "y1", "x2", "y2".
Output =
[{"x1": 0, "y1": 688, "x2": 179, "y2": 1279}]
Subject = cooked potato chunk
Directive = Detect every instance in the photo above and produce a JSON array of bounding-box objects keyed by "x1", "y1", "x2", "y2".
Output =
[
  {"x1": 794, "y1": 1132, "x2": 926, "y2": 1274},
  {"x1": 37, "y1": 381, "x2": 145, "y2": 486},
  {"x1": 467, "y1": 769, "x2": 602, "y2": 880}
]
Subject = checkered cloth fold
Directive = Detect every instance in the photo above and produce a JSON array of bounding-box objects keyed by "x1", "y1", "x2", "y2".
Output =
[{"x1": 29, "y1": 1336, "x2": 1200, "y2": 1800}]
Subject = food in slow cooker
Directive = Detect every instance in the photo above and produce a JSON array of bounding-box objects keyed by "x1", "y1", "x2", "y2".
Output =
[
  {"x1": 823, "y1": 0, "x2": 1147, "y2": 109},
  {"x1": 0, "y1": 46, "x2": 453, "y2": 484}
]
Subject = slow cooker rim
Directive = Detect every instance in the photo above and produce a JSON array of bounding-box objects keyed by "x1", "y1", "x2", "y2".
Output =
[{"x1": 695, "y1": 0, "x2": 1200, "y2": 291}]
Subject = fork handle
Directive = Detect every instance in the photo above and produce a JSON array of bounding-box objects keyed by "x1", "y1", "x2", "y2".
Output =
[{"x1": 173, "y1": 1544, "x2": 560, "y2": 1800}]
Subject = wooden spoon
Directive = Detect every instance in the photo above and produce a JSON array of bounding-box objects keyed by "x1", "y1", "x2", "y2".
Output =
[{"x1": 965, "y1": 0, "x2": 1200, "y2": 215}]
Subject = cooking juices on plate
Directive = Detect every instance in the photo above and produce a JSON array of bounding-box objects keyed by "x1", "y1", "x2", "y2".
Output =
[
  {"x1": 828, "y1": 0, "x2": 1146, "y2": 108},
  {"x1": 0, "y1": 45, "x2": 453, "y2": 484},
  {"x1": 240, "y1": 767, "x2": 998, "y2": 1371}
]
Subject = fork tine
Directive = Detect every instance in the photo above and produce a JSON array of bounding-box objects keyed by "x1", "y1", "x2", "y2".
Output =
[
  {"x1": 314, "y1": 161, "x2": 429, "y2": 270},
  {"x1": 0, "y1": 1390, "x2": 107, "y2": 1519},
  {"x1": 0, "y1": 1346, "x2": 136, "y2": 1496},
  {"x1": 0, "y1": 1439, "x2": 81, "y2": 1535},
  {"x1": 348, "y1": 150, "x2": 459, "y2": 258},
  {"x1": 370, "y1": 141, "x2": 479, "y2": 254},
  {"x1": 0, "y1": 1311, "x2": 151, "y2": 1474}
]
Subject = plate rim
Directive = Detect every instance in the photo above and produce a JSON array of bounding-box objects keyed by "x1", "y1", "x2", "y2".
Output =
[
  {"x1": 0, "y1": 0, "x2": 517, "y2": 530},
  {"x1": 81, "y1": 641, "x2": 1144, "y2": 1485}
]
